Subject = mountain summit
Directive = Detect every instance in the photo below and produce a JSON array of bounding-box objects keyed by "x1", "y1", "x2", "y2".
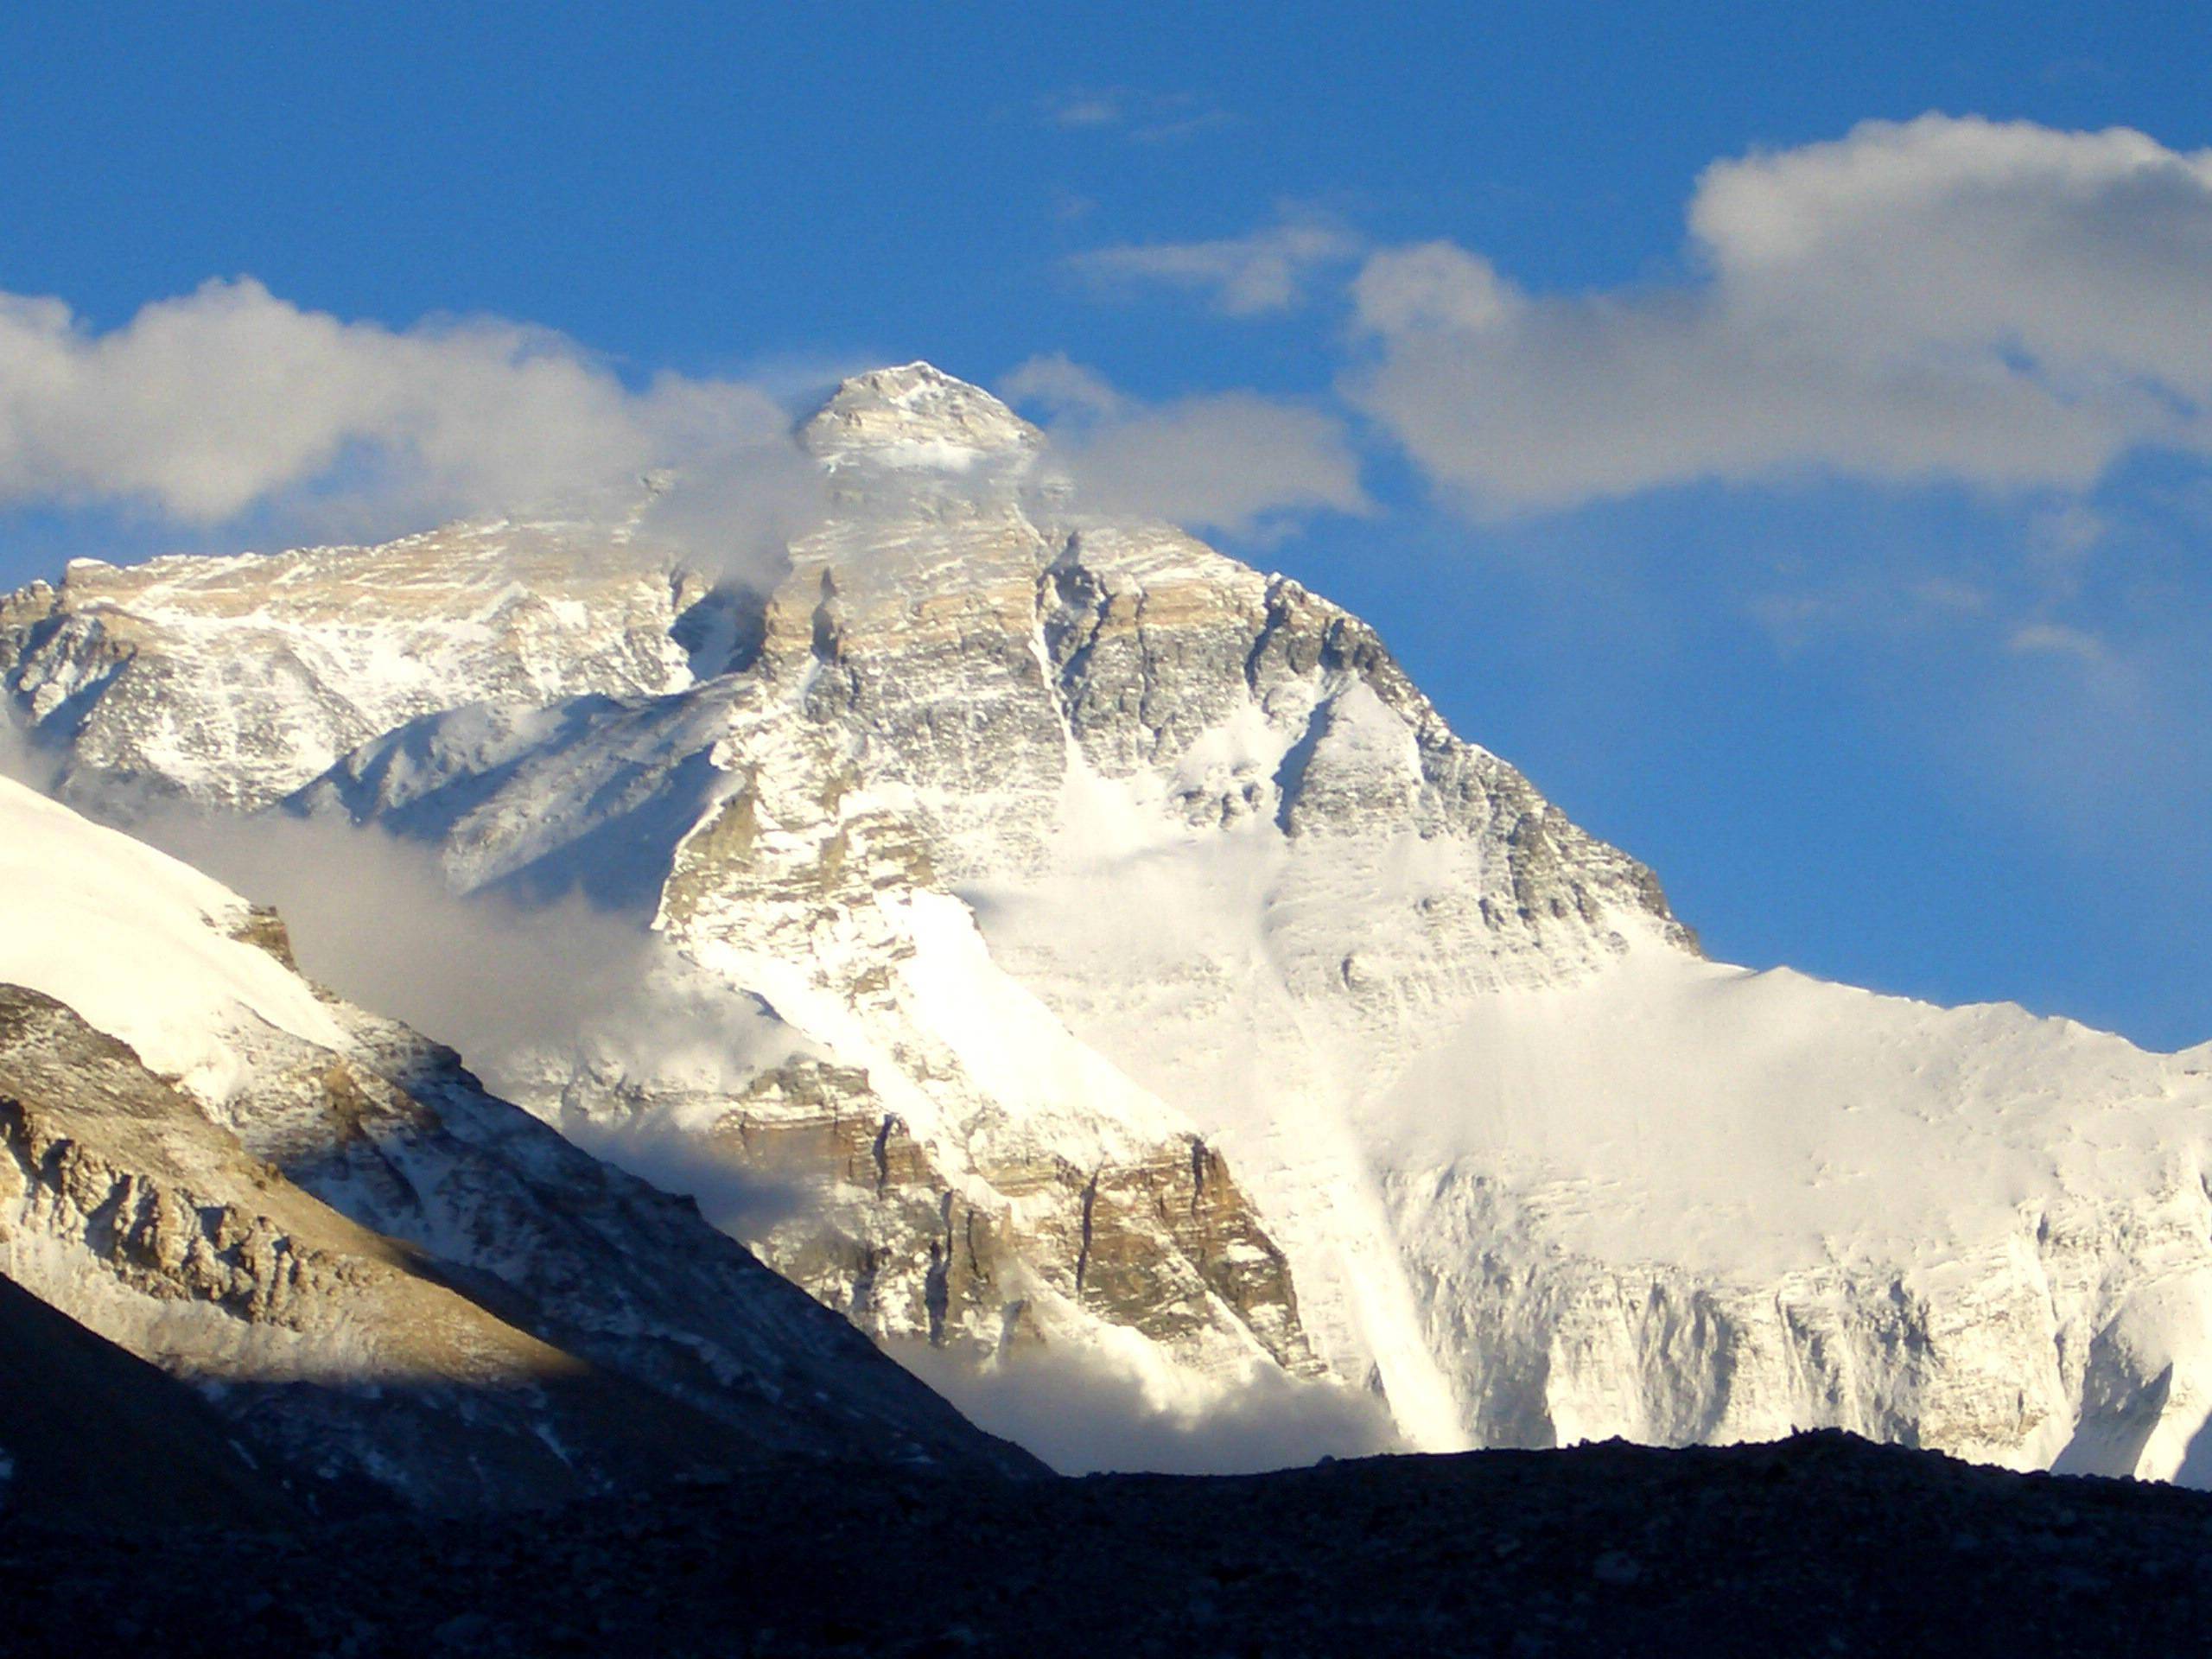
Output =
[
  {"x1": 802, "y1": 361, "x2": 1044, "y2": 471},
  {"x1": 6, "y1": 366, "x2": 2211, "y2": 1479}
]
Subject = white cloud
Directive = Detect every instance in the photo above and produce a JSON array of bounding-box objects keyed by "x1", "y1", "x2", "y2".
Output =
[
  {"x1": 1044, "y1": 89, "x2": 1125, "y2": 129},
  {"x1": 1003, "y1": 353, "x2": 1367, "y2": 537},
  {"x1": 1001, "y1": 353, "x2": 1128, "y2": 420},
  {"x1": 0, "y1": 277, "x2": 812, "y2": 556},
  {"x1": 2029, "y1": 500, "x2": 2110, "y2": 566},
  {"x1": 2009, "y1": 621, "x2": 2109, "y2": 661},
  {"x1": 1350, "y1": 115, "x2": 2212, "y2": 513},
  {"x1": 1040, "y1": 87, "x2": 1233, "y2": 144},
  {"x1": 1071, "y1": 215, "x2": 1363, "y2": 316}
]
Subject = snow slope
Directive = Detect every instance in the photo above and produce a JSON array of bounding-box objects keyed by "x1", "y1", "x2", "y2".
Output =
[{"x1": 0, "y1": 776, "x2": 346, "y2": 1096}]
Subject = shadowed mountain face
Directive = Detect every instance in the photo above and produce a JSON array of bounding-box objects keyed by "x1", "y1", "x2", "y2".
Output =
[
  {"x1": 0, "y1": 778, "x2": 1037, "y2": 1516},
  {"x1": 0, "y1": 1273, "x2": 302, "y2": 1530},
  {"x1": 7, "y1": 364, "x2": 2212, "y2": 1479}
]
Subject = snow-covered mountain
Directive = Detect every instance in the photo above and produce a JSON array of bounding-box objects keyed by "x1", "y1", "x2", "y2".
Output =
[
  {"x1": 9, "y1": 363, "x2": 2212, "y2": 1480},
  {"x1": 0, "y1": 774, "x2": 1034, "y2": 1512}
]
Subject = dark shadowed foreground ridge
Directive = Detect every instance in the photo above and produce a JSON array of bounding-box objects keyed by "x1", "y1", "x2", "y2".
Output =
[{"x1": 4, "y1": 1431, "x2": 2207, "y2": 1657}]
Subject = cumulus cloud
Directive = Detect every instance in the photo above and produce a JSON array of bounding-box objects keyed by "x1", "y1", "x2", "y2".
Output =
[
  {"x1": 1349, "y1": 115, "x2": 2212, "y2": 513},
  {"x1": 1071, "y1": 214, "x2": 1363, "y2": 315},
  {"x1": 891, "y1": 1341, "x2": 1401, "y2": 1476},
  {"x1": 0, "y1": 277, "x2": 823, "y2": 575},
  {"x1": 1003, "y1": 354, "x2": 1367, "y2": 537}
]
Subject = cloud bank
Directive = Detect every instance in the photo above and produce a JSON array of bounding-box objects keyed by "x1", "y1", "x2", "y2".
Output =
[
  {"x1": 0, "y1": 277, "x2": 820, "y2": 567},
  {"x1": 1351, "y1": 115, "x2": 2212, "y2": 513},
  {"x1": 0, "y1": 276, "x2": 1390, "y2": 577}
]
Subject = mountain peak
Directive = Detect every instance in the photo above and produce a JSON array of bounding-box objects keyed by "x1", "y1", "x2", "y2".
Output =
[{"x1": 803, "y1": 362, "x2": 1041, "y2": 471}]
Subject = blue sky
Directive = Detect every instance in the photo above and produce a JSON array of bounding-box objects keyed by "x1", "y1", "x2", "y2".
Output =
[{"x1": 2, "y1": 2, "x2": 2207, "y2": 1046}]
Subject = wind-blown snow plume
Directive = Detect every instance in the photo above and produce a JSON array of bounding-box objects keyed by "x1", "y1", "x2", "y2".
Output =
[
  {"x1": 890, "y1": 1341, "x2": 1399, "y2": 1477},
  {"x1": 0, "y1": 716, "x2": 47, "y2": 789}
]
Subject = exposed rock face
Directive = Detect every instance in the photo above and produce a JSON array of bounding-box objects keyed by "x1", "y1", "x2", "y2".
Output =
[
  {"x1": 1, "y1": 988, "x2": 664, "y2": 1515},
  {"x1": 675, "y1": 1058, "x2": 1309, "y2": 1370},
  {"x1": 0, "y1": 779, "x2": 1035, "y2": 1511},
  {"x1": 9, "y1": 362, "x2": 2212, "y2": 1481}
]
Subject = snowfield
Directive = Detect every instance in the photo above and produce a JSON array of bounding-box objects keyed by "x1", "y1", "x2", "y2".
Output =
[{"x1": 0, "y1": 776, "x2": 347, "y2": 1099}]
